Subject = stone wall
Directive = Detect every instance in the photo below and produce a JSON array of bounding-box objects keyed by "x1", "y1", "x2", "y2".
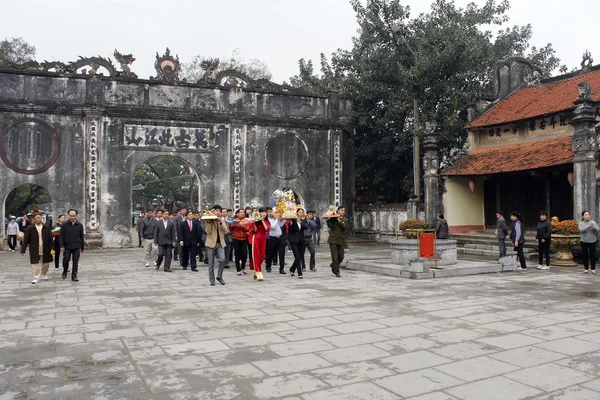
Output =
[
  {"x1": 353, "y1": 203, "x2": 425, "y2": 239},
  {"x1": 0, "y1": 68, "x2": 353, "y2": 248}
]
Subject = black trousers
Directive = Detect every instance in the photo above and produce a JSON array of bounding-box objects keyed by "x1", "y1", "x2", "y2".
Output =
[
  {"x1": 329, "y1": 243, "x2": 345, "y2": 274},
  {"x1": 514, "y1": 243, "x2": 526, "y2": 269},
  {"x1": 181, "y1": 245, "x2": 197, "y2": 270},
  {"x1": 265, "y1": 237, "x2": 280, "y2": 271},
  {"x1": 157, "y1": 244, "x2": 173, "y2": 270},
  {"x1": 233, "y1": 239, "x2": 248, "y2": 272},
  {"x1": 302, "y1": 238, "x2": 316, "y2": 269},
  {"x1": 53, "y1": 237, "x2": 61, "y2": 268},
  {"x1": 273, "y1": 235, "x2": 287, "y2": 269},
  {"x1": 289, "y1": 242, "x2": 303, "y2": 276},
  {"x1": 581, "y1": 241, "x2": 597, "y2": 270},
  {"x1": 63, "y1": 248, "x2": 81, "y2": 279},
  {"x1": 8, "y1": 235, "x2": 17, "y2": 250},
  {"x1": 538, "y1": 240, "x2": 550, "y2": 266}
]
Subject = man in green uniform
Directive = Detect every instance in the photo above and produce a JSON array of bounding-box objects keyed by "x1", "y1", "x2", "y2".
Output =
[{"x1": 327, "y1": 206, "x2": 347, "y2": 278}]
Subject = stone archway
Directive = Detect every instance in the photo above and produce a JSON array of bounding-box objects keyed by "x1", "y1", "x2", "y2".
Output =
[
  {"x1": 3, "y1": 183, "x2": 53, "y2": 226},
  {"x1": 131, "y1": 155, "x2": 201, "y2": 213}
]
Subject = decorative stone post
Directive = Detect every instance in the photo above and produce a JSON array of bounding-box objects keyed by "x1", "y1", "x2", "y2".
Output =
[
  {"x1": 84, "y1": 108, "x2": 103, "y2": 248},
  {"x1": 422, "y1": 122, "x2": 439, "y2": 227},
  {"x1": 570, "y1": 82, "x2": 598, "y2": 220}
]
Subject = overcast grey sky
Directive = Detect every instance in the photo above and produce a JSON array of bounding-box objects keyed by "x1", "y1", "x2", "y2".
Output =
[{"x1": 1, "y1": 0, "x2": 598, "y2": 83}]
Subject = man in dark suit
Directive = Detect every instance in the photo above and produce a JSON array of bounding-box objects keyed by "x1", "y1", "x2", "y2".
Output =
[
  {"x1": 288, "y1": 208, "x2": 308, "y2": 279},
  {"x1": 172, "y1": 207, "x2": 186, "y2": 263},
  {"x1": 153, "y1": 210, "x2": 177, "y2": 272},
  {"x1": 178, "y1": 210, "x2": 201, "y2": 272}
]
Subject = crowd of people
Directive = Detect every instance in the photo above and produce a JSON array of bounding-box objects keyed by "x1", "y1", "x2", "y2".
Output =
[
  {"x1": 135, "y1": 204, "x2": 348, "y2": 286},
  {"x1": 6, "y1": 209, "x2": 85, "y2": 284}
]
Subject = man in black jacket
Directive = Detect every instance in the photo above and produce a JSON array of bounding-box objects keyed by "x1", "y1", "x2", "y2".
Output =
[
  {"x1": 536, "y1": 210, "x2": 552, "y2": 270},
  {"x1": 154, "y1": 210, "x2": 177, "y2": 272},
  {"x1": 288, "y1": 208, "x2": 308, "y2": 279},
  {"x1": 178, "y1": 211, "x2": 201, "y2": 271},
  {"x1": 59, "y1": 209, "x2": 85, "y2": 282}
]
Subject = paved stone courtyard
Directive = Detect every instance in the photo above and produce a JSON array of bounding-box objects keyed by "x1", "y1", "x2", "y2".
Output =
[{"x1": 1, "y1": 243, "x2": 600, "y2": 400}]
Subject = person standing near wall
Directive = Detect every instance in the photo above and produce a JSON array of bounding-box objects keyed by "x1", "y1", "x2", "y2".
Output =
[
  {"x1": 6, "y1": 215, "x2": 18, "y2": 251},
  {"x1": 510, "y1": 211, "x2": 526, "y2": 270},
  {"x1": 52, "y1": 214, "x2": 65, "y2": 270},
  {"x1": 496, "y1": 211, "x2": 508, "y2": 259},
  {"x1": 435, "y1": 214, "x2": 449, "y2": 239},
  {"x1": 303, "y1": 211, "x2": 317, "y2": 271},
  {"x1": 288, "y1": 208, "x2": 307, "y2": 279},
  {"x1": 20, "y1": 211, "x2": 53, "y2": 284},
  {"x1": 135, "y1": 211, "x2": 145, "y2": 248},
  {"x1": 536, "y1": 210, "x2": 552, "y2": 271},
  {"x1": 59, "y1": 209, "x2": 85, "y2": 282},
  {"x1": 172, "y1": 208, "x2": 186, "y2": 263},
  {"x1": 230, "y1": 208, "x2": 251, "y2": 275},
  {"x1": 265, "y1": 208, "x2": 282, "y2": 274},
  {"x1": 326, "y1": 206, "x2": 347, "y2": 278},
  {"x1": 579, "y1": 210, "x2": 599, "y2": 274},
  {"x1": 178, "y1": 210, "x2": 201, "y2": 272},
  {"x1": 313, "y1": 214, "x2": 322, "y2": 247},
  {"x1": 141, "y1": 210, "x2": 155, "y2": 267}
]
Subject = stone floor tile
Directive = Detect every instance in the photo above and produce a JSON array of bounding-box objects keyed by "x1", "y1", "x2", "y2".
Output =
[
  {"x1": 286, "y1": 316, "x2": 345, "y2": 329},
  {"x1": 374, "y1": 325, "x2": 437, "y2": 340},
  {"x1": 554, "y1": 353, "x2": 600, "y2": 375},
  {"x1": 311, "y1": 361, "x2": 395, "y2": 386},
  {"x1": 301, "y1": 381, "x2": 397, "y2": 400},
  {"x1": 535, "y1": 337, "x2": 600, "y2": 356},
  {"x1": 253, "y1": 353, "x2": 332, "y2": 375},
  {"x1": 221, "y1": 333, "x2": 287, "y2": 349},
  {"x1": 476, "y1": 333, "x2": 545, "y2": 350},
  {"x1": 445, "y1": 376, "x2": 541, "y2": 400},
  {"x1": 581, "y1": 379, "x2": 600, "y2": 392},
  {"x1": 252, "y1": 373, "x2": 330, "y2": 399},
  {"x1": 322, "y1": 331, "x2": 388, "y2": 348},
  {"x1": 268, "y1": 339, "x2": 336, "y2": 357},
  {"x1": 374, "y1": 315, "x2": 430, "y2": 327},
  {"x1": 430, "y1": 341, "x2": 499, "y2": 361},
  {"x1": 488, "y1": 346, "x2": 567, "y2": 368},
  {"x1": 375, "y1": 368, "x2": 464, "y2": 398},
  {"x1": 317, "y1": 343, "x2": 390, "y2": 364},
  {"x1": 129, "y1": 346, "x2": 166, "y2": 361},
  {"x1": 532, "y1": 386, "x2": 600, "y2": 400},
  {"x1": 144, "y1": 374, "x2": 191, "y2": 394},
  {"x1": 379, "y1": 350, "x2": 453, "y2": 373},
  {"x1": 161, "y1": 340, "x2": 230, "y2": 356},
  {"x1": 521, "y1": 325, "x2": 584, "y2": 341},
  {"x1": 434, "y1": 356, "x2": 519, "y2": 382},
  {"x1": 373, "y1": 337, "x2": 440, "y2": 353},
  {"x1": 278, "y1": 327, "x2": 339, "y2": 342},
  {"x1": 426, "y1": 328, "x2": 484, "y2": 344},
  {"x1": 328, "y1": 320, "x2": 388, "y2": 334},
  {"x1": 505, "y1": 363, "x2": 596, "y2": 392}
]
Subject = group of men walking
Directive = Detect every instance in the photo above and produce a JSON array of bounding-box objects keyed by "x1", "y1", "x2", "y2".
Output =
[{"x1": 18, "y1": 209, "x2": 85, "y2": 284}]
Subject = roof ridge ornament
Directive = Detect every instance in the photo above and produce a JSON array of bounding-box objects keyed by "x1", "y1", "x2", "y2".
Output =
[
  {"x1": 151, "y1": 47, "x2": 181, "y2": 84},
  {"x1": 581, "y1": 50, "x2": 593, "y2": 72},
  {"x1": 113, "y1": 50, "x2": 138, "y2": 79},
  {"x1": 577, "y1": 82, "x2": 592, "y2": 101}
]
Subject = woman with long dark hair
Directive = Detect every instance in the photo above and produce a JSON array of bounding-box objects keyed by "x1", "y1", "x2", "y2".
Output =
[
  {"x1": 251, "y1": 207, "x2": 270, "y2": 282},
  {"x1": 578, "y1": 210, "x2": 599, "y2": 274},
  {"x1": 510, "y1": 211, "x2": 526, "y2": 270}
]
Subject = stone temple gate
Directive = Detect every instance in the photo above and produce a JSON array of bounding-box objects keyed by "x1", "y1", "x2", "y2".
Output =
[{"x1": 0, "y1": 49, "x2": 353, "y2": 248}]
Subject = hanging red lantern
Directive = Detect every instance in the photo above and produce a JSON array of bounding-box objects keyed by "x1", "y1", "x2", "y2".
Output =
[
  {"x1": 468, "y1": 178, "x2": 476, "y2": 193},
  {"x1": 567, "y1": 171, "x2": 574, "y2": 187}
]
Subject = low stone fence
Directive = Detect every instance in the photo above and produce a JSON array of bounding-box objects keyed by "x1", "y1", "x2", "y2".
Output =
[{"x1": 353, "y1": 203, "x2": 425, "y2": 240}]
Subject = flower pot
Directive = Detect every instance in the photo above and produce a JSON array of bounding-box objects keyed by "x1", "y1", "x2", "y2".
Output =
[
  {"x1": 403, "y1": 229, "x2": 422, "y2": 239},
  {"x1": 551, "y1": 234, "x2": 580, "y2": 267}
]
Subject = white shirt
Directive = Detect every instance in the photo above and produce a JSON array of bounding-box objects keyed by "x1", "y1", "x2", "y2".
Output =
[{"x1": 268, "y1": 217, "x2": 282, "y2": 238}]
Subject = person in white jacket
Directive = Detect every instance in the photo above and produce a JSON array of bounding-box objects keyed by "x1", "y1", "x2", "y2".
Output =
[{"x1": 6, "y1": 216, "x2": 19, "y2": 251}]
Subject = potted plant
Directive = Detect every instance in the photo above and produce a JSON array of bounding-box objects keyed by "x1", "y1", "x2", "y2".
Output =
[
  {"x1": 551, "y1": 219, "x2": 580, "y2": 267},
  {"x1": 399, "y1": 219, "x2": 427, "y2": 239}
]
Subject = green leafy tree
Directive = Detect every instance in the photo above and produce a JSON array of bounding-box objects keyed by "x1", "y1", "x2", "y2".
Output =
[
  {"x1": 0, "y1": 37, "x2": 36, "y2": 63},
  {"x1": 290, "y1": 0, "x2": 566, "y2": 202},
  {"x1": 132, "y1": 157, "x2": 199, "y2": 211},
  {"x1": 182, "y1": 48, "x2": 272, "y2": 82},
  {"x1": 5, "y1": 184, "x2": 52, "y2": 217}
]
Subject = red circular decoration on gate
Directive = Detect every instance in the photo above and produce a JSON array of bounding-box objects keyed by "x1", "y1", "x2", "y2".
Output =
[{"x1": 0, "y1": 118, "x2": 60, "y2": 175}]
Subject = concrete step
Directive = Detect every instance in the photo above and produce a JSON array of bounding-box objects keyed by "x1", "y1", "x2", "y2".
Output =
[
  {"x1": 453, "y1": 237, "x2": 539, "y2": 251},
  {"x1": 462, "y1": 243, "x2": 536, "y2": 253},
  {"x1": 458, "y1": 247, "x2": 538, "y2": 261}
]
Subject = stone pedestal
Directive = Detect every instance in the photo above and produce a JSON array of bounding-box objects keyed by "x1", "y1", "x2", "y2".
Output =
[
  {"x1": 390, "y1": 238, "x2": 457, "y2": 266},
  {"x1": 85, "y1": 232, "x2": 103, "y2": 249}
]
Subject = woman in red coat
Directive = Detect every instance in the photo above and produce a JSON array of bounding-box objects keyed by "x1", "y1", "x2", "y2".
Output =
[{"x1": 251, "y1": 207, "x2": 270, "y2": 282}]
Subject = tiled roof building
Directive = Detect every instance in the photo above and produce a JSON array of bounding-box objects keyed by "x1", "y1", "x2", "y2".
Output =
[{"x1": 442, "y1": 56, "x2": 599, "y2": 232}]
